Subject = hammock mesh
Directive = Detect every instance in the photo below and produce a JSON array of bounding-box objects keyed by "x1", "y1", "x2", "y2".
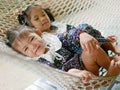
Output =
[{"x1": 0, "y1": 0, "x2": 120, "y2": 89}]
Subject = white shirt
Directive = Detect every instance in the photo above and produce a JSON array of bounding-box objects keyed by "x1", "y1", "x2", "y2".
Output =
[
  {"x1": 51, "y1": 21, "x2": 67, "y2": 34},
  {"x1": 31, "y1": 22, "x2": 66, "y2": 63}
]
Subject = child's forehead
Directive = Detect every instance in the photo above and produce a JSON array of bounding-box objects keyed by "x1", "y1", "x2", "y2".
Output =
[
  {"x1": 15, "y1": 30, "x2": 31, "y2": 41},
  {"x1": 12, "y1": 32, "x2": 27, "y2": 49},
  {"x1": 13, "y1": 31, "x2": 32, "y2": 47},
  {"x1": 30, "y1": 6, "x2": 44, "y2": 13}
]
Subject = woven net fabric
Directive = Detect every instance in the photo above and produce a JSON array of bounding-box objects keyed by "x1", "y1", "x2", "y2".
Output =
[{"x1": 0, "y1": 0, "x2": 120, "y2": 89}]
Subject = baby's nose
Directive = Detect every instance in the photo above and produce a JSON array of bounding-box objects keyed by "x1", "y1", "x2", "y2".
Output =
[
  {"x1": 41, "y1": 18, "x2": 47, "y2": 22},
  {"x1": 29, "y1": 43, "x2": 36, "y2": 50}
]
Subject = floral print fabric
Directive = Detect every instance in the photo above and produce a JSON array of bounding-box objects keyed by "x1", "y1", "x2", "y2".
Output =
[{"x1": 37, "y1": 24, "x2": 110, "y2": 71}]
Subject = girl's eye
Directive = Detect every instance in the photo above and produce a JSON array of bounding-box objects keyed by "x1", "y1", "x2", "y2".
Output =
[
  {"x1": 34, "y1": 17, "x2": 39, "y2": 21},
  {"x1": 24, "y1": 47, "x2": 28, "y2": 52},
  {"x1": 42, "y1": 14, "x2": 46, "y2": 17},
  {"x1": 30, "y1": 36, "x2": 35, "y2": 42}
]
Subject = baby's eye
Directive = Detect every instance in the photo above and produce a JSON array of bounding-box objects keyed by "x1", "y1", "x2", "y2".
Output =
[
  {"x1": 42, "y1": 14, "x2": 46, "y2": 17},
  {"x1": 24, "y1": 47, "x2": 28, "y2": 52},
  {"x1": 30, "y1": 36, "x2": 35, "y2": 42},
  {"x1": 34, "y1": 17, "x2": 39, "y2": 21}
]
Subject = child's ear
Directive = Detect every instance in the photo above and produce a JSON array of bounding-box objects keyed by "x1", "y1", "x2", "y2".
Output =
[{"x1": 35, "y1": 29, "x2": 42, "y2": 36}]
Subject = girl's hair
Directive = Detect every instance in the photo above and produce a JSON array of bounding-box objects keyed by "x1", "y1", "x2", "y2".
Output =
[
  {"x1": 17, "y1": 4, "x2": 55, "y2": 26},
  {"x1": 6, "y1": 30, "x2": 21, "y2": 54},
  {"x1": 6, "y1": 26, "x2": 35, "y2": 47},
  {"x1": 6, "y1": 30, "x2": 18, "y2": 47}
]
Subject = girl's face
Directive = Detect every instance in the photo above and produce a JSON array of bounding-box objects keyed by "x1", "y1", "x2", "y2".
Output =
[
  {"x1": 12, "y1": 31, "x2": 46, "y2": 58},
  {"x1": 29, "y1": 6, "x2": 51, "y2": 32}
]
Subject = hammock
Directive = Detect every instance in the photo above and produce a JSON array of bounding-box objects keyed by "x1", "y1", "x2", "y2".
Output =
[{"x1": 0, "y1": 0, "x2": 120, "y2": 89}]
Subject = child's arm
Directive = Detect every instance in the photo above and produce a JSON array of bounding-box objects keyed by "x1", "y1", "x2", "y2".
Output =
[
  {"x1": 68, "y1": 24, "x2": 103, "y2": 52},
  {"x1": 58, "y1": 29, "x2": 99, "y2": 53},
  {"x1": 37, "y1": 58, "x2": 57, "y2": 68},
  {"x1": 79, "y1": 32, "x2": 100, "y2": 53},
  {"x1": 104, "y1": 35, "x2": 120, "y2": 55},
  {"x1": 68, "y1": 69, "x2": 97, "y2": 82}
]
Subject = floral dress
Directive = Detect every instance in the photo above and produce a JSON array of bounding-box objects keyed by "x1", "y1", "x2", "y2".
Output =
[{"x1": 37, "y1": 24, "x2": 110, "y2": 71}]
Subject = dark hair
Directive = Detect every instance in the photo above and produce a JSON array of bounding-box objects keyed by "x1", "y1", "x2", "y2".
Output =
[
  {"x1": 17, "y1": 4, "x2": 55, "y2": 26},
  {"x1": 6, "y1": 30, "x2": 18, "y2": 47},
  {"x1": 6, "y1": 26, "x2": 35, "y2": 47},
  {"x1": 6, "y1": 30, "x2": 27, "y2": 56}
]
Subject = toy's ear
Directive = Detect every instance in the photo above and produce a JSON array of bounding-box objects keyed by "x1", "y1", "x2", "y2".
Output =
[{"x1": 35, "y1": 28, "x2": 42, "y2": 36}]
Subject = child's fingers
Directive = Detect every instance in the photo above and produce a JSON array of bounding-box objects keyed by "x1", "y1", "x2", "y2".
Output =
[
  {"x1": 81, "y1": 42, "x2": 87, "y2": 51},
  {"x1": 111, "y1": 60, "x2": 116, "y2": 66},
  {"x1": 35, "y1": 29, "x2": 42, "y2": 36},
  {"x1": 116, "y1": 60, "x2": 120, "y2": 69},
  {"x1": 107, "y1": 35, "x2": 117, "y2": 42},
  {"x1": 107, "y1": 35, "x2": 116, "y2": 38},
  {"x1": 81, "y1": 74, "x2": 92, "y2": 82}
]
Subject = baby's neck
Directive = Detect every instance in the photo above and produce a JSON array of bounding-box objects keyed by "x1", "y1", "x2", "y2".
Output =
[{"x1": 44, "y1": 29, "x2": 55, "y2": 33}]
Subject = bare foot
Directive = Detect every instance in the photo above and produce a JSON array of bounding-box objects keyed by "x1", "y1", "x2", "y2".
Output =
[
  {"x1": 113, "y1": 43, "x2": 120, "y2": 55},
  {"x1": 107, "y1": 60, "x2": 120, "y2": 76},
  {"x1": 107, "y1": 35, "x2": 117, "y2": 43},
  {"x1": 113, "y1": 56, "x2": 120, "y2": 61},
  {"x1": 107, "y1": 35, "x2": 120, "y2": 55}
]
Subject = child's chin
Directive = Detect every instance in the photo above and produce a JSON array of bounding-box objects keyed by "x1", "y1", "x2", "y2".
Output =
[
  {"x1": 35, "y1": 54, "x2": 40, "y2": 57},
  {"x1": 45, "y1": 25, "x2": 50, "y2": 29},
  {"x1": 36, "y1": 52, "x2": 43, "y2": 56}
]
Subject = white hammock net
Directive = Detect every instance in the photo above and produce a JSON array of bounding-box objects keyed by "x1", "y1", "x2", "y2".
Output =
[{"x1": 0, "y1": 0, "x2": 120, "y2": 89}]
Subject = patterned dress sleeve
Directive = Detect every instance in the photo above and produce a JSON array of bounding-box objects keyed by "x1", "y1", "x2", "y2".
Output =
[
  {"x1": 57, "y1": 32, "x2": 84, "y2": 71},
  {"x1": 76, "y1": 23, "x2": 106, "y2": 39},
  {"x1": 68, "y1": 23, "x2": 110, "y2": 43},
  {"x1": 37, "y1": 57, "x2": 56, "y2": 68},
  {"x1": 57, "y1": 31, "x2": 82, "y2": 54}
]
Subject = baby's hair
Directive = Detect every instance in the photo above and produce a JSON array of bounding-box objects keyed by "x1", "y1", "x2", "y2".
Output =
[
  {"x1": 6, "y1": 25, "x2": 35, "y2": 47},
  {"x1": 17, "y1": 4, "x2": 55, "y2": 26},
  {"x1": 6, "y1": 30, "x2": 18, "y2": 47}
]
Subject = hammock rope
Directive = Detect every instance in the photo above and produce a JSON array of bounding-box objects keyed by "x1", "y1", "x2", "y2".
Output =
[{"x1": 0, "y1": 0, "x2": 120, "y2": 89}]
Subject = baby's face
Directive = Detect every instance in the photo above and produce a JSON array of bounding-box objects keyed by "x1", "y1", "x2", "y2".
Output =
[
  {"x1": 12, "y1": 31, "x2": 46, "y2": 58},
  {"x1": 30, "y1": 6, "x2": 51, "y2": 32}
]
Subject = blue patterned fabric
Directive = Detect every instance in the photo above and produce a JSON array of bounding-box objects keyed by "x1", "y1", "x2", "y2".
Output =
[{"x1": 37, "y1": 24, "x2": 110, "y2": 71}]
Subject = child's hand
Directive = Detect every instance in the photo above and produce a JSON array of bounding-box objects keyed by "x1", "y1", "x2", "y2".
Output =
[
  {"x1": 107, "y1": 35, "x2": 117, "y2": 43},
  {"x1": 107, "y1": 60, "x2": 120, "y2": 76},
  {"x1": 79, "y1": 32, "x2": 100, "y2": 53},
  {"x1": 68, "y1": 69, "x2": 96, "y2": 82},
  {"x1": 78, "y1": 70, "x2": 93, "y2": 82}
]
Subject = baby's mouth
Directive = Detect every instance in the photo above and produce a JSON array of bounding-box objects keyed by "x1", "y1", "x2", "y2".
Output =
[
  {"x1": 35, "y1": 45, "x2": 40, "y2": 54},
  {"x1": 42, "y1": 21, "x2": 49, "y2": 26}
]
